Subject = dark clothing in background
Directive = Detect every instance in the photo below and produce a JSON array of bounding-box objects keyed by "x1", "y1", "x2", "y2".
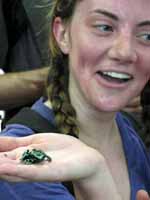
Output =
[
  {"x1": 23, "y1": 0, "x2": 51, "y2": 66},
  {"x1": 0, "y1": 0, "x2": 8, "y2": 67},
  {"x1": 2, "y1": 0, "x2": 43, "y2": 72},
  {"x1": 0, "y1": 0, "x2": 50, "y2": 121}
]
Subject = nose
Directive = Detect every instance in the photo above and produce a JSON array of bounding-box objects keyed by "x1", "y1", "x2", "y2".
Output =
[{"x1": 108, "y1": 33, "x2": 137, "y2": 64}]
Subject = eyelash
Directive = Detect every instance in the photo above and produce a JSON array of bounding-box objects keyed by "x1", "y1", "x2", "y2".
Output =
[
  {"x1": 92, "y1": 23, "x2": 150, "y2": 46},
  {"x1": 93, "y1": 24, "x2": 113, "y2": 33},
  {"x1": 137, "y1": 33, "x2": 150, "y2": 43}
]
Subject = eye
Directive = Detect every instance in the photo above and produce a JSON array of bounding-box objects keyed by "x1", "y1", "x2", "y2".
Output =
[
  {"x1": 137, "y1": 33, "x2": 150, "y2": 44},
  {"x1": 94, "y1": 24, "x2": 113, "y2": 33}
]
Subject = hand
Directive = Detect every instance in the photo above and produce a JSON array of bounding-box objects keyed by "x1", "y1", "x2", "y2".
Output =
[
  {"x1": 136, "y1": 190, "x2": 150, "y2": 200},
  {"x1": 0, "y1": 133, "x2": 122, "y2": 200},
  {"x1": 0, "y1": 133, "x2": 103, "y2": 182},
  {"x1": 123, "y1": 96, "x2": 142, "y2": 113}
]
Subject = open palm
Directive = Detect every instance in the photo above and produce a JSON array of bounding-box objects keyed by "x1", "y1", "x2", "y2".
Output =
[
  {"x1": 0, "y1": 133, "x2": 102, "y2": 182},
  {"x1": 0, "y1": 134, "x2": 149, "y2": 200}
]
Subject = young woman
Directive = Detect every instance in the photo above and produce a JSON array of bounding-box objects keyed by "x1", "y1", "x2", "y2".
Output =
[{"x1": 0, "y1": 0, "x2": 150, "y2": 199}]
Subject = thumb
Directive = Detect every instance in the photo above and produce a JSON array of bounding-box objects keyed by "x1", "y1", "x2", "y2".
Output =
[{"x1": 136, "y1": 190, "x2": 150, "y2": 200}]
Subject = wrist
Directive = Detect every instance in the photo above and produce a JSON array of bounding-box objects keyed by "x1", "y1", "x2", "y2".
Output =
[{"x1": 74, "y1": 159, "x2": 121, "y2": 200}]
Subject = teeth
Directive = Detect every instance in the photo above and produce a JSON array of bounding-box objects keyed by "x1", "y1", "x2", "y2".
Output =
[{"x1": 102, "y1": 72, "x2": 131, "y2": 79}]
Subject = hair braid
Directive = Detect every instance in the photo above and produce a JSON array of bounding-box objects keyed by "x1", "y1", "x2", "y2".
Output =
[
  {"x1": 47, "y1": 55, "x2": 79, "y2": 136},
  {"x1": 46, "y1": 0, "x2": 80, "y2": 136}
]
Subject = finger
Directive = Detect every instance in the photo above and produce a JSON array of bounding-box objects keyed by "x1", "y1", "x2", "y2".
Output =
[
  {"x1": 0, "y1": 162, "x2": 54, "y2": 182},
  {"x1": 128, "y1": 96, "x2": 141, "y2": 107},
  {"x1": 136, "y1": 190, "x2": 150, "y2": 200},
  {"x1": 0, "y1": 134, "x2": 53, "y2": 152},
  {"x1": 1, "y1": 150, "x2": 24, "y2": 160},
  {"x1": 0, "y1": 156, "x2": 19, "y2": 164},
  {"x1": 0, "y1": 174, "x2": 28, "y2": 182},
  {"x1": 123, "y1": 106, "x2": 142, "y2": 113},
  {"x1": 0, "y1": 133, "x2": 77, "y2": 152},
  {"x1": 0, "y1": 136, "x2": 34, "y2": 152},
  {"x1": 0, "y1": 142, "x2": 57, "y2": 161}
]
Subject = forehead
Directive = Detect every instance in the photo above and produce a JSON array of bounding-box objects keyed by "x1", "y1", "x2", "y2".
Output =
[{"x1": 75, "y1": 0, "x2": 150, "y2": 22}]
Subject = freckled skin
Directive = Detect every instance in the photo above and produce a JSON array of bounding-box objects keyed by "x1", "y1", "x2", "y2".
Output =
[{"x1": 58, "y1": 0, "x2": 150, "y2": 112}]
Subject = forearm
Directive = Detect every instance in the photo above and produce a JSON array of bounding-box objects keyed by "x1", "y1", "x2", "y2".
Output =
[
  {"x1": 74, "y1": 161, "x2": 121, "y2": 200},
  {"x1": 0, "y1": 67, "x2": 49, "y2": 110}
]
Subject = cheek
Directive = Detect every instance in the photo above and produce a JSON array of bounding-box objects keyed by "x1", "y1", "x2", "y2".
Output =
[
  {"x1": 69, "y1": 30, "x2": 107, "y2": 70},
  {"x1": 70, "y1": 41, "x2": 104, "y2": 75}
]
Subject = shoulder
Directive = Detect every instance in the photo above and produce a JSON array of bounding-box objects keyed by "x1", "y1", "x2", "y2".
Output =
[
  {"x1": 1, "y1": 98, "x2": 56, "y2": 137},
  {"x1": 1, "y1": 124, "x2": 34, "y2": 137},
  {"x1": 1, "y1": 98, "x2": 44, "y2": 137}
]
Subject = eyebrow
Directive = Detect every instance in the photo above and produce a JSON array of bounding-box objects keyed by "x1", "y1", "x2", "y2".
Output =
[
  {"x1": 138, "y1": 21, "x2": 150, "y2": 27},
  {"x1": 93, "y1": 9, "x2": 150, "y2": 28},
  {"x1": 93, "y1": 9, "x2": 119, "y2": 21}
]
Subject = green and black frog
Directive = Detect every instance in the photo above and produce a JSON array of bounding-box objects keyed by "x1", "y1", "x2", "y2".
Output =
[{"x1": 21, "y1": 149, "x2": 51, "y2": 165}]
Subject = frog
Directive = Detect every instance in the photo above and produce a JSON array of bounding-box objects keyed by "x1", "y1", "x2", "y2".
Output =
[{"x1": 21, "y1": 149, "x2": 52, "y2": 165}]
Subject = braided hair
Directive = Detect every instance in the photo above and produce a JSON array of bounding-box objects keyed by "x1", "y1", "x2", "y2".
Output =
[{"x1": 46, "y1": 0, "x2": 80, "y2": 136}]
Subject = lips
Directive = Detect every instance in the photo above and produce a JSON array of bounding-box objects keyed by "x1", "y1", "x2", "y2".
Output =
[{"x1": 97, "y1": 71, "x2": 133, "y2": 83}]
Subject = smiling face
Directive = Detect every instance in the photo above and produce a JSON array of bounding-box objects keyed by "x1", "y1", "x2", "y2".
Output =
[{"x1": 54, "y1": 0, "x2": 150, "y2": 112}]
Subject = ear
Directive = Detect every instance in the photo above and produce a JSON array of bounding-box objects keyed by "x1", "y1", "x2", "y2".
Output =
[{"x1": 53, "y1": 17, "x2": 70, "y2": 54}]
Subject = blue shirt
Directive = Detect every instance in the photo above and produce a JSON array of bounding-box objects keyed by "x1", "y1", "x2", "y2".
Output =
[
  {"x1": 116, "y1": 113, "x2": 150, "y2": 199},
  {"x1": 1, "y1": 98, "x2": 150, "y2": 200},
  {"x1": 0, "y1": 98, "x2": 74, "y2": 200}
]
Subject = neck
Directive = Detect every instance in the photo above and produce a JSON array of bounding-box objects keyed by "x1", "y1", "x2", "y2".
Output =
[{"x1": 69, "y1": 79, "x2": 119, "y2": 149}]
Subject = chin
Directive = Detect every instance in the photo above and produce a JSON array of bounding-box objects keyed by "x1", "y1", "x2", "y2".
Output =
[
  {"x1": 99, "y1": 106, "x2": 119, "y2": 113},
  {"x1": 95, "y1": 100, "x2": 127, "y2": 113}
]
